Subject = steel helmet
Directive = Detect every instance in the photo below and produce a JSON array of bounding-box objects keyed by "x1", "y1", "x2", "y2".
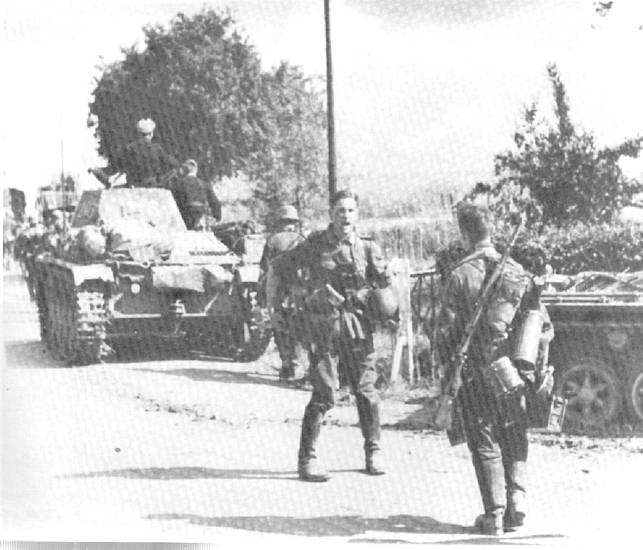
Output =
[{"x1": 277, "y1": 204, "x2": 299, "y2": 222}]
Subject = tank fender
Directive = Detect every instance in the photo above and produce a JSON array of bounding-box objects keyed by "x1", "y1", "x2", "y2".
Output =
[
  {"x1": 234, "y1": 264, "x2": 260, "y2": 284},
  {"x1": 70, "y1": 264, "x2": 114, "y2": 287}
]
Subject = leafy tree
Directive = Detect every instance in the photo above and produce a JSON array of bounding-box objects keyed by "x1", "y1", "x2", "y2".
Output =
[
  {"x1": 249, "y1": 62, "x2": 327, "y2": 227},
  {"x1": 88, "y1": 8, "x2": 328, "y2": 217},
  {"x1": 477, "y1": 64, "x2": 642, "y2": 227}
]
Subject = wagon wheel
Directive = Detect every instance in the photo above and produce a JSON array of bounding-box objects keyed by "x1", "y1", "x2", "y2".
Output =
[
  {"x1": 560, "y1": 361, "x2": 622, "y2": 431},
  {"x1": 626, "y1": 370, "x2": 643, "y2": 424}
]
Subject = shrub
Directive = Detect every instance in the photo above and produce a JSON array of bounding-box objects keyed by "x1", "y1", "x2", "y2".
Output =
[{"x1": 495, "y1": 221, "x2": 643, "y2": 274}]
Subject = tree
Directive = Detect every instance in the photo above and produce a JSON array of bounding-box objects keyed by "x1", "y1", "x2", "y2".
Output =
[
  {"x1": 249, "y1": 62, "x2": 328, "y2": 226},
  {"x1": 88, "y1": 8, "x2": 327, "y2": 215},
  {"x1": 480, "y1": 63, "x2": 642, "y2": 227}
]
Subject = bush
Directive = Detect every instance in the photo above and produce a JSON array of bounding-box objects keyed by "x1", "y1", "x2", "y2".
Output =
[{"x1": 495, "y1": 221, "x2": 643, "y2": 274}]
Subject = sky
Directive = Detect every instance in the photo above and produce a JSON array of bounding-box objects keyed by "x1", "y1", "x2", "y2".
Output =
[{"x1": 1, "y1": 0, "x2": 642, "y2": 209}]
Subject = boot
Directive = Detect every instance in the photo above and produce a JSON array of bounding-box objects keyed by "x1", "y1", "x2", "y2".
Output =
[
  {"x1": 503, "y1": 509, "x2": 525, "y2": 531},
  {"x1": 279, "y1": 362, "x2": 297, "y2": 381},
  {"x1": 474, "y1": 513, "x2": 504, "y2": 536},
  {"x1": 364, "y1": 441, "x2": 385, "y2": 476},
  {"x1": 297, "y1": 405, "x2": 329, "y2": 482}
]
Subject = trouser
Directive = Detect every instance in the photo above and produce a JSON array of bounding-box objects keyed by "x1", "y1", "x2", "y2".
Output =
[
  {"x1": 270, "y1": 308, "x2": 298, "y2": 367},
  {"x1": 298, "y1": 331, "x2": 381, "y2": 462},
  {"x1": 461, "y1": 376, "x2": 528, "y2": 517}
]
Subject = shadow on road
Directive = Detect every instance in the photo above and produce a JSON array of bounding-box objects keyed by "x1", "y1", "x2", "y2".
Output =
[
  {"x1": 146, "y1": 513, "x2": 470, "y2": 537},
  {"x1": 2, "y1": 339, "x2": 64, "y2": 369},
  {"x1": 65, "y1": 466, "x2": 300, "y2": 481},
  {"x1": 134, "y1": 366, "x2": 306, "y2": 391}
]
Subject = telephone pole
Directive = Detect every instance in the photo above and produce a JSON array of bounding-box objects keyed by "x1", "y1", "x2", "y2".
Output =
[{"x1": 324, "y1": 0, "x2": 337, "y2": 203}]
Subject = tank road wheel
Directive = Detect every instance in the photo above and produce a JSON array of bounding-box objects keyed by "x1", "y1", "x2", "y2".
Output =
[
  {"x1": 626, "y1": 370, "x2": 643, "y2": 424},
  {"x1": 560, "y1": 361, "x2": 622, "y2": 431},
  {"x1": 234, "y1": 282, "x2": 272, "y2": 362}
]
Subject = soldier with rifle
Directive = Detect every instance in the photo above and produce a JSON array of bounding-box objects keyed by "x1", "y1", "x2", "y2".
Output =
[
  {"x1": 435, "y1": 203, "x2": 554, "y2": 536},
  {"x1": 275, "y1": 190, "x2": 397, "y2": 482}
]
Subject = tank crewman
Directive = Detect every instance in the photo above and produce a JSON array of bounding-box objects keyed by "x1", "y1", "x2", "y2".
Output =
[
  {"x1": 275, "y1": 189, "x2": 394, "y2": 482},
  {"x1": 436, "y1": 203, "x2": 553, "y2": 535},
  {"x1": 171, "y1": 159, "x2": 222, "y2": 230},
  {"x1": 117, "y1": 118, "x2": 179, "y2": 188},
  {"x1": 259, "y1": 204, "x2": 306, "y2": 381}
]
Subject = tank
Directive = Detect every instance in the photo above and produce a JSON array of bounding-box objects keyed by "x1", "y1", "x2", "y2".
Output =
[
  {"x1": 542, "y1": 271, "x2": 643, "y2": 430},
  {"x1": 34, "y1": 188, "x2": 271, "y2": 365}
]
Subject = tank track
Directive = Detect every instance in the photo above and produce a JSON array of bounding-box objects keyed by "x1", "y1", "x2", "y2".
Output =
[{"x1": 37, "y1": 269, "x2": 108, "y2": 365}]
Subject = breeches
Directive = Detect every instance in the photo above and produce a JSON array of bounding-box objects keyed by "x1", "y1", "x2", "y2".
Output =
[
  {"x1": 306, "y1": 332, "x2": 381, "y2": 445},
  {"x1": 461, "y1": 379, "x2": 529, "y2": 515}
]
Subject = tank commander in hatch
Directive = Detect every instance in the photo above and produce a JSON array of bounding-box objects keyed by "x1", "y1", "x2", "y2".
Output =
[{"x1": 115, "y1": 118, "x2": 179, "y2": 189}]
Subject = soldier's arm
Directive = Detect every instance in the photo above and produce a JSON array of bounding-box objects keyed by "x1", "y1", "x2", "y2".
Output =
[
  {"x1": 435, "y1": 272, "x2": 463, "y2": 367},
  {"x1": 205, "y1": 184, "x2": 222, "y2": 222}
]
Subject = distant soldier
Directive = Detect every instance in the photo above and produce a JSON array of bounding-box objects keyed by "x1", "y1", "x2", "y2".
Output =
[
  {"x1": 171, "y1": 159, "x2": 222, "y2": 230},
  {"x1": 276, "y1": 190, "x2": 396, "y2": 482},
  {"x1": 259, "y1": 205, "x2": 306, "y2": 381},
  {"x1": 117, "y1": 118, "x2": 179, "y2": 188}
]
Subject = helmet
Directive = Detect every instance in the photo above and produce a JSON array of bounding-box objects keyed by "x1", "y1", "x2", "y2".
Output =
[
  {"x1": 367, "y1": 286, "x2": 399, "y2": 321},
  {"x1": 136, "y1": 118, "x2": 156, "y2": 134},
  {"x1": 277, "y1": 205, "x2": 299, "y2": 222}
]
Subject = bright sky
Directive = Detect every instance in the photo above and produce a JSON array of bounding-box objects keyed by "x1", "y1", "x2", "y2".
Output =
[{"x1": 1, "y1": 0, "x2": 642, "y2": 209}]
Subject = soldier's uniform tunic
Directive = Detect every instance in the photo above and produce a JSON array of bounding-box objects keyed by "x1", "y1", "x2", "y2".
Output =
[
  {"x1": 278, "y1": 224, "x2": 388, "y2": 462},
  {"x1": 439, "y1": 241, "x2": 549, "y2": 526},
  {"x1": 118, "y1": 137, "x2": 178, "y2": 188}
]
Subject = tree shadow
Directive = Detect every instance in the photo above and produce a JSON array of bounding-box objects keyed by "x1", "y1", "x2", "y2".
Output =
[
  {"x1": 2, "y1": 339, "x2": 65, "y2": 369},
  {"x1": 146, "y1": 513, "x2": 470, "y2": 537}
]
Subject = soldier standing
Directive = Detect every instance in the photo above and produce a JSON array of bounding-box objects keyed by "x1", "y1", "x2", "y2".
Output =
[
  {"x1": 172, "y1": 159, "x2": 222, "y2": 230},
  {"x1": 276, "y1": 190, "x2": 393, "y2": 482},
  {"x1": 259, "y1": 205, "x2": 305, "y2": 381},
  {"x1": 117, "y1": 119, "x2": 179, "y2": 188},
  {"x1": 437, "y1": 203, "x2": 553, "y2": 535}
]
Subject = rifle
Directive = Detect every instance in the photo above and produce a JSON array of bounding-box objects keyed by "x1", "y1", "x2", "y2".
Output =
[{"x1": 434, "y1": 216, "x2": 524, "y2": 432}]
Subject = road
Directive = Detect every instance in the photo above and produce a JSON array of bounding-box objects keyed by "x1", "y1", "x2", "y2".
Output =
[{"x1": 1, "y1": 272, "x2": 642, "y2": 546}]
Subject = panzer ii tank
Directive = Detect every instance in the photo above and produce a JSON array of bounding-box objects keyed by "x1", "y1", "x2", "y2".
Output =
[{"x1": 34, "y1": 188, "x2": 271, "y2": 365}]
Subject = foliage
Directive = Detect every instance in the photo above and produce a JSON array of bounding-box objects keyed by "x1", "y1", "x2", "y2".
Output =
[
  {"x1": 473, "y1": 64, "x2": 642, "y2": 228},
  {"x1": 89, "y1": 9, "x2": 327, "y2": 217},
  {"x1": 248, "y1": 63, "x2": 328, "y2": 227},
  {"x1": 493, "y1": 221, "x2": 643, "y2": 274}
]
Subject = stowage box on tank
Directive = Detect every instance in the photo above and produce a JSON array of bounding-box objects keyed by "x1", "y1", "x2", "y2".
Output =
[{"x1": 34, "y1": 188, "x2": 271, "y2": 365}]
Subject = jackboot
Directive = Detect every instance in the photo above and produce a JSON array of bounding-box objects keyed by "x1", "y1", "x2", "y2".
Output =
[
  {"x1": 297, "y1": 405, "x2": 329, "y2": 482},
  {"x1": 364, "y1": 444, "x2": 385, "y2": 476},
  {"x1": 474, "y1": 512, "x2": 504, "y2": 536}
]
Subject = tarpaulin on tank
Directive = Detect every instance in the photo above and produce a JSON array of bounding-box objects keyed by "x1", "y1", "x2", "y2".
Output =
[{"x1": 151, "y1": 264, "x2": 233, "y2": 292}]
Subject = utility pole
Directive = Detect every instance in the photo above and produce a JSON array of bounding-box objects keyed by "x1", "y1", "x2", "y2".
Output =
[{"x1": 324, "y1": 0, "x2": 337, "y2": 203}]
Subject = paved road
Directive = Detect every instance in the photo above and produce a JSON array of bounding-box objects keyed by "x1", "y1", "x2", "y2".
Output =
[{"x1": 1, "y1": 272, "x2": 641, "y2": 546}]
